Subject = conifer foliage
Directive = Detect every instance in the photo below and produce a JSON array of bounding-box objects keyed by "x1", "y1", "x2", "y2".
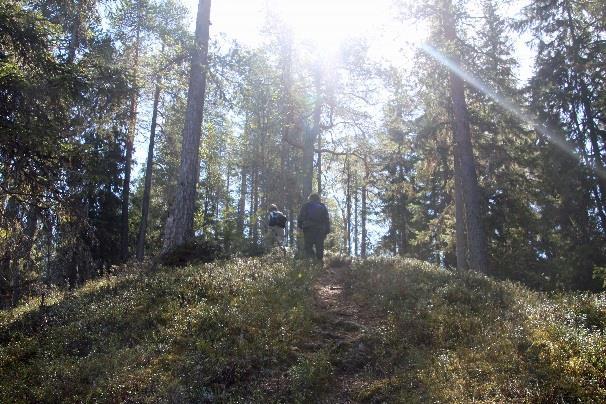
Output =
[{"x1": 1, "y1": 0, "x2": 605, "y2": 310}]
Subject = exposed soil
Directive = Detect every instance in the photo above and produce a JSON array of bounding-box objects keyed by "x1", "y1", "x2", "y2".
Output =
[{"x1": 308, "y1": 262, "x2": 377, "y2": 402}]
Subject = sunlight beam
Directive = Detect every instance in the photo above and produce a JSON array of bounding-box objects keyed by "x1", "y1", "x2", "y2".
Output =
[
  {"x1": 265, "y1": 0, "x2": 418, "y2": 61},
  {"x1": 420, "y1": 44, "x2": 606, "y2": 181}
]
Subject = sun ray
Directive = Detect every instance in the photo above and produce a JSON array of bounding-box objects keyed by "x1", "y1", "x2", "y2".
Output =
[{"x1": 420, "y1": 44, "x2": 606, "y2": 181}]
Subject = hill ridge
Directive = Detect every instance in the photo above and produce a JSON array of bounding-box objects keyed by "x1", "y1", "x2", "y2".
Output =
[{"x1": 1, "y1": 256, "x2": 605, "y2": 402}]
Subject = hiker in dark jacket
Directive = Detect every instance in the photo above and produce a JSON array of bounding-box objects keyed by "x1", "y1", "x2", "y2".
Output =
[{"x1": 297, "y1": 193, "x2": 330, "y2": 260}]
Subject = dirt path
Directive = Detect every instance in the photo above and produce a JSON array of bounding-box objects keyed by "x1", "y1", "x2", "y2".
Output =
[{"x1": 310, "y1": 263, "x2": 376, "y2": 402}]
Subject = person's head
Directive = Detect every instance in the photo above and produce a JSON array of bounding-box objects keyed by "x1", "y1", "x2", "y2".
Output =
[
  {"x1": 269, "y1": 204, "x2": 278, "y2": 212},
  {"x1": 308, "y1": 193, "x2": 321, "y2": 203}
]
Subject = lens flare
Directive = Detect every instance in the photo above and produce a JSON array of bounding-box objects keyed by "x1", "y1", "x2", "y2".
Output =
[{"x1": 420, "y1": 44, "x2": 606, "y2": 180}]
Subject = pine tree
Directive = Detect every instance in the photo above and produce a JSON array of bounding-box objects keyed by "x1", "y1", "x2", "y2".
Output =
[{"x1": 162, "y1": 0, "x2": 212, "y2": 251}]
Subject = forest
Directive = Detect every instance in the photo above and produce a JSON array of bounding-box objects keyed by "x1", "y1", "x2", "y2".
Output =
[{"x1": 1, "y1": 0, "x2": 606, "y2": 401}]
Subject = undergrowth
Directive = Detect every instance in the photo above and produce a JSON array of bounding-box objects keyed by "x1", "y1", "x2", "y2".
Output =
[
  {"x1": 0, "y1": 255, "x2": 320, "y2": 402},
  {"x1": 1, "y1": 255, "x2": 605, "y2": 402},
  {"x1": 342, "y1": 257, "x2": 606, "y2": 403}
]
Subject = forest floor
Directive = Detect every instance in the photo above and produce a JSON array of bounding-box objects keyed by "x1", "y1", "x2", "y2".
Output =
[
  {"x1": 1, "y1": 255, "x2": 605, "y2": 402},
  {"x1": 309, "y1": 263, "x2": 376, "y2": 402}
]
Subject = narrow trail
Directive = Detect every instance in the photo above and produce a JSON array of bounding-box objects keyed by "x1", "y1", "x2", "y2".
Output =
[{"x1": 309, "y1": 263, "x2": 376, "y2": 402}]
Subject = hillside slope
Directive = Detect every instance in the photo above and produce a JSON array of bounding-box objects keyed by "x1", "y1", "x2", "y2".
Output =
[{"x1": 1, "y1": 256, "x2": 605, "y2": 402}]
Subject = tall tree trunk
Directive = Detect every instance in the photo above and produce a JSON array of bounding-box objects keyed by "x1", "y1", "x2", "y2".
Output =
[
  {"x1": 0, "y1": 197, "x2": 18, "y2": 308},
  {"x1": 280, "y1": 39, "x2": 293, "y2": 211},
  {"x1": 0, "y1": 200, "x2": 38, "y2": 307},
  {"x1": 395, "y1": 132, "x2": 407, "y2": 256},
  {"x1": 237, "y1": 165, "x2": 247, "y2": 236},
  {"x1": 249, "y1": 166, "x2": 255, "y2": 240},
  {"x1": 136, "y1": 79, "x2": 162, "y2": 261},
  {"x1": 121, "y1": 19, "x2": 141, "y2": 261},
  {"x1": 580, "y1": 78, "x2": 606, "y2": 229},
  {"x1": 252, "y1": 168, "x2": 259, "y2": 244},
  {"x1": 214, "y1": 188, "x2": 221, "y2": 241},
  {"x1": 397, "y1": 195, "x2": 410, "y2": 256},
  {"x1": 346, "y1": 156, "x2": 352, "y2": 255},
  {"x1": 354, "y1": 185, "x2": 359, "y2": 256},
  {"x1": 316, "y1": 81, "x2": 323, "y2": 197},
  {"x1": 398, "y1": 208, "x2": 409, "y2": 256},
  {"x1": 443, "y1": 0, "x2": 488, "y2": 273},
  {"x1": 453, "y1": 149, "x2": 469, "y2": 270},
  {"x1": 288, "y1": 208, "x2": 295, "y2": 246},
  {"x1": 162, "y1": 0, "x2": 212, "y2": 251},
  {"x1": 317, "y1": 133, "x2": 322, "y2": 195},
  {"x1": 396, "y1": 132, "x2": 409, "y2": 256},
  {"x1": 303, "y1": 71, "x2": 322, "y2": 197},
  {"x1": 393, "y1": 227, "x2": 400, "y2": 255},
  {"x1": 302, "y1": 126, "x2": 314, "y2": 198},
  {"x1": 361, "y1": 181, "x2": 368, "y2": 258},
  {"x1": 584, "y1": 97, "x2": 606, "y2": 229},
  {"x1": 225, "y1": 165, "x2": 232, "y2": 215}
]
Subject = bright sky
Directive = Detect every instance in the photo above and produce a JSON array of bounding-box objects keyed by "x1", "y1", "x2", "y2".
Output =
[
  {"x1": 206, "y1": 0, "x2": 265, "y2": 45},
  {"x1": 135, "y1": 0, "x2": 533, "y2": 172},
  {"x1": 186, "y1": 0, "x2": 427, "y2": 66},
  {"x1": 185, "y1": 0, "x2": 532, "y2": 80}
]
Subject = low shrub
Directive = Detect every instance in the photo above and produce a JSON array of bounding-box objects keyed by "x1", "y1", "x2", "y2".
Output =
[
  {"x1": 287, "y1": 350, "x2": 334, "y2": 396},
  {"x1": 0, "y1": 256, "x2": 317, "y2": 402},
  {"x1": 158, "y1": 238, "x2": 225, "y2": 267},
  {"x1": 341, "y1": 257, "x2": 606, "y2": 402},
  {"x1": 2, "y1": 256, "x2": 605, "y2": 402}
]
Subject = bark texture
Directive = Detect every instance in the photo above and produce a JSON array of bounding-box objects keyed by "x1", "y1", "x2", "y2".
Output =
[
  {"x1": 443, "y1": 0, "x2": 488, "y2": 273},
  {"x1": 136, "y1": 80, "x2": 161, "y2": 260},
  {"x1": 162, "y1": 0, "x2": 212, "y2": 251},
  {"x1": 237, "y1": 165, "x2": 247, "y2": 236},
  {"x1": 453, "y1": 147, "x2": 469, "y2": 270},
  {"x1": 361, "y1": 172, "x2": 368, "y2": 258}
]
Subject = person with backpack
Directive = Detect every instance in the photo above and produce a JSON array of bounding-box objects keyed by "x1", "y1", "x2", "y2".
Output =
[
  {"x1": 297, "y1": 193, "x2": 330, "y2": 261},
  {"x1": 265, "y1": 204, "x2": 287, "y2": 254}
]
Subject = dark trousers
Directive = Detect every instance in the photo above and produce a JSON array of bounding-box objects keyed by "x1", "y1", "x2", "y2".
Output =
[{"x1": 303, "y1": 231, "x2": 326, "y2": 260}]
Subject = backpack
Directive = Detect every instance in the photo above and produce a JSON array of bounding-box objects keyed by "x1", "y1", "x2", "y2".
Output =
[{"x1": 269, "y1": 211, "x2": 287, "y2": 228}]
